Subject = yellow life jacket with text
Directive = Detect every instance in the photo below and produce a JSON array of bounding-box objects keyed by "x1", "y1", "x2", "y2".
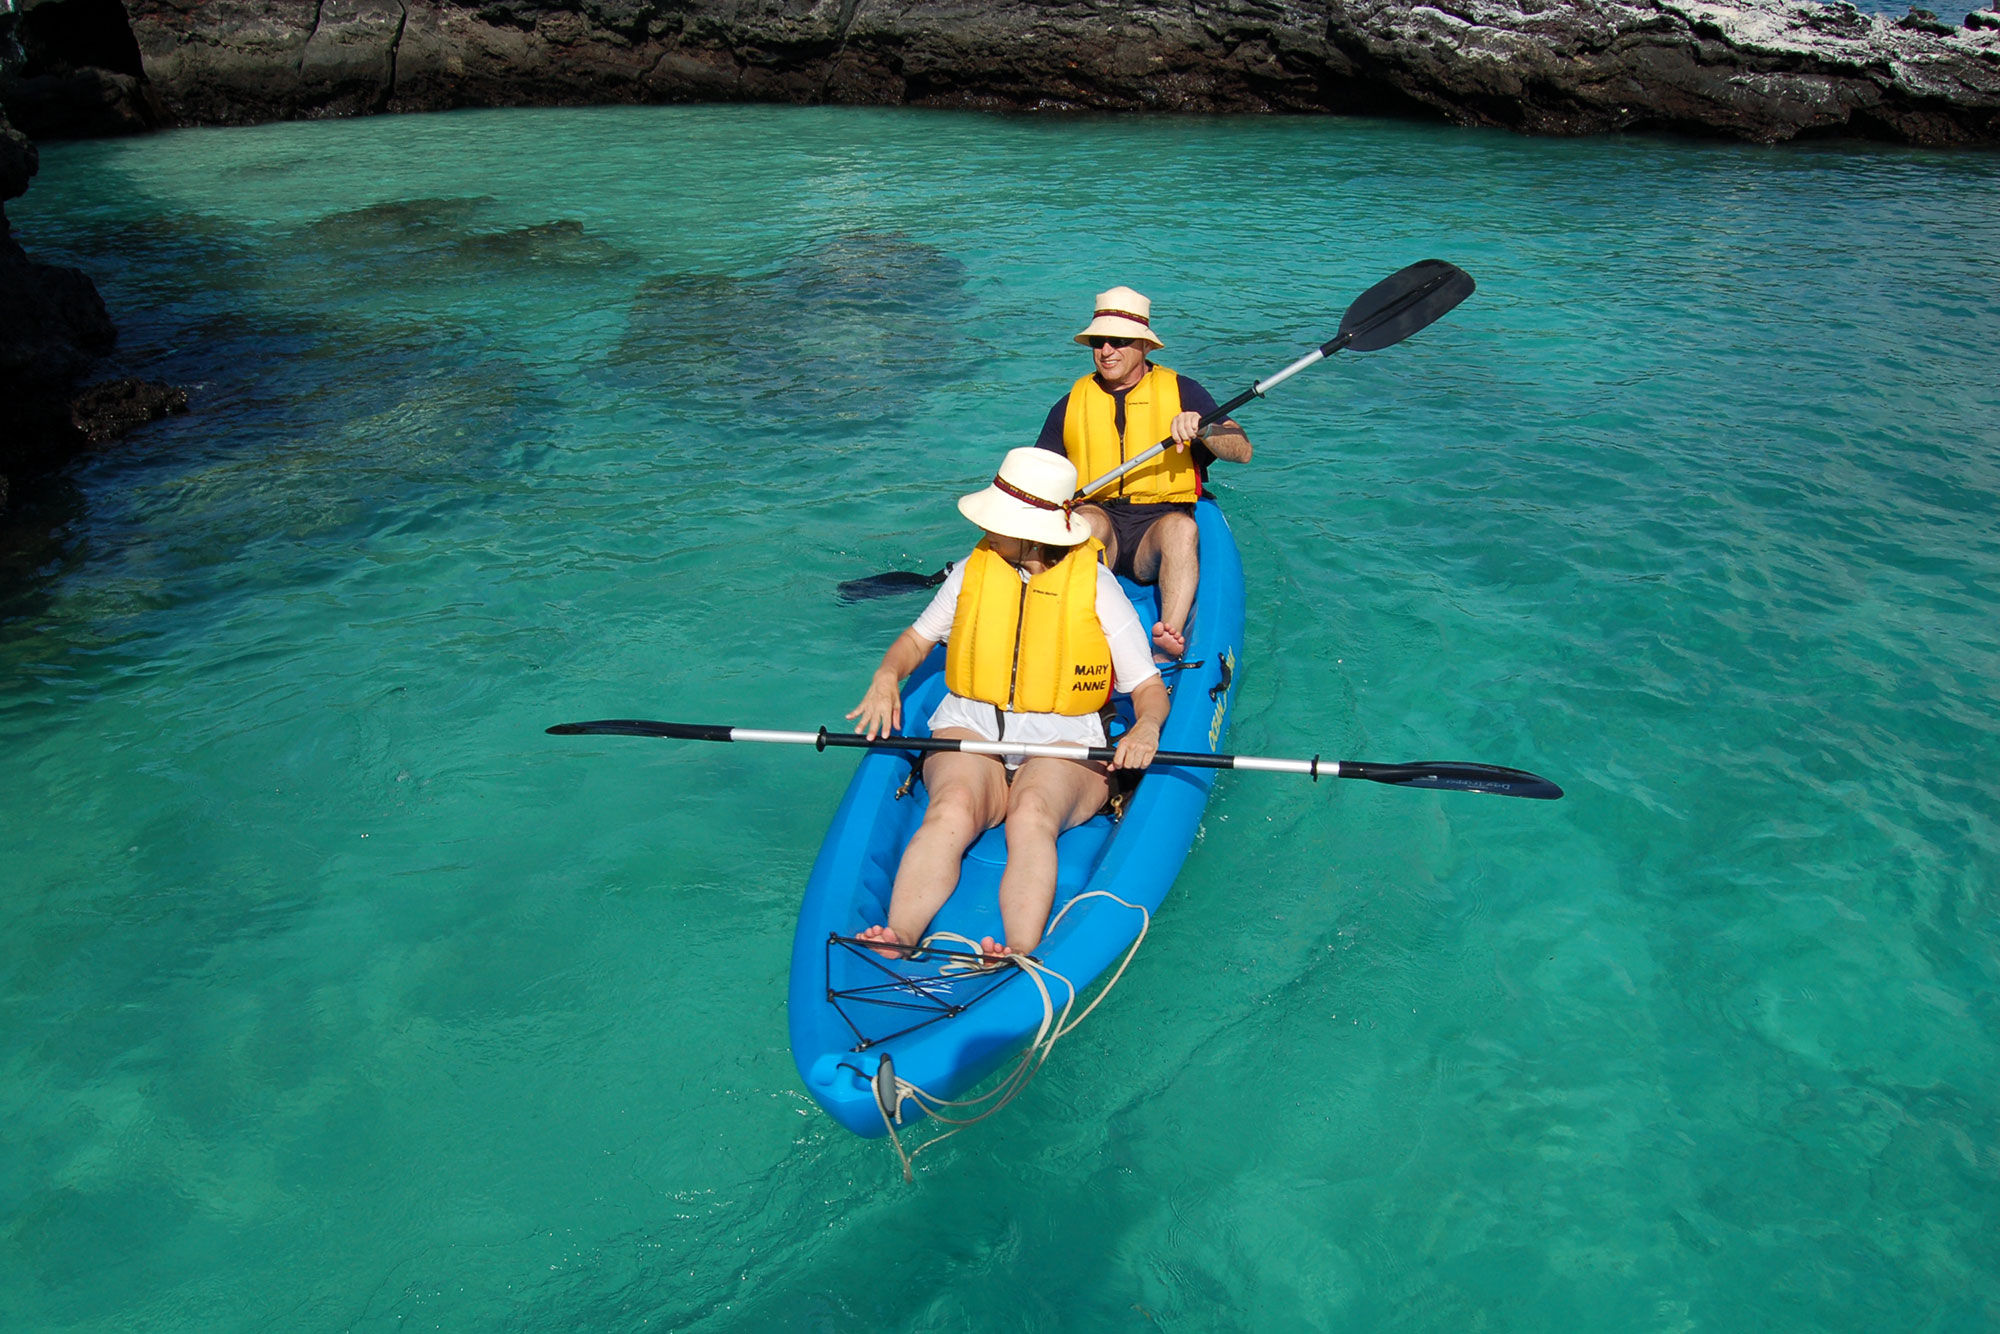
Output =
[
  {"x1": 944, "y1": 538, "x2": 1113, "y2": 716},
  {"x1": 1061, "y1": 364, "x2": 1198, "y2": 503}
]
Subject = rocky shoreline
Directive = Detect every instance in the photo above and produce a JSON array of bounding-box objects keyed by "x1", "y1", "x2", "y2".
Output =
[
  {"x1": 1, "y1": 2, "x2": 183, "y2": 518},
  {"x1": 117, "y1": 0, "x2": 2000, "y2": 148},
  {"x1": 1, "y1": 0, "x2": 1996, "y2": 520},
  {"x1": 0, "y1": 0, "x2": 1995, "y2": 147}
]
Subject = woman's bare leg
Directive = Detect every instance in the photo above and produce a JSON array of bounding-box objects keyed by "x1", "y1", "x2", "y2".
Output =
[
  {"x1": 857, "y1": 731, "x2": 1008, "y2": 955},
  {"x1": 984, "y1": 756, "x2": 1111, "y2": 957}
]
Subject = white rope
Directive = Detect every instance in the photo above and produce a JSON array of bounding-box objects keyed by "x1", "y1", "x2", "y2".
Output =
[
  {"x1": 925, "y1": 931, "x2": 1004, "y2": 976},
  {"x1": 873, "y1": 890, "x2": 1153, "y2": 1179}
]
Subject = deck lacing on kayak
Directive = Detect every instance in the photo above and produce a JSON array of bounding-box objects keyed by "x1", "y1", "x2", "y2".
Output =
[
  {"x1": 822, "y1": 934, "x2": 1024, "y2": 1050},
  {"x1": 860, "y1": 890, "x2": 1153, "y2": 1181}
]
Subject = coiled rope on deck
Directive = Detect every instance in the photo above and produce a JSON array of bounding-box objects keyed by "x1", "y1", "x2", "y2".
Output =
[{"x1": 871, "y1": 890, "x2": 1152, "y2": 1180}]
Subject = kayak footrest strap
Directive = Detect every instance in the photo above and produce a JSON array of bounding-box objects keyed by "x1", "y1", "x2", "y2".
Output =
[{"x1": 824, "y1": 933, "x2": 1020, "y2": 1052}]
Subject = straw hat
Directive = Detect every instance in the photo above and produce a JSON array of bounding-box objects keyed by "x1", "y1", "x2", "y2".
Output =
[
  {"x1": 957, "y1": 448, "x2": 1090, "y2": 547},
  {"x1": 1073, "y1": 285, "x2": 1165, "y2": 350}
]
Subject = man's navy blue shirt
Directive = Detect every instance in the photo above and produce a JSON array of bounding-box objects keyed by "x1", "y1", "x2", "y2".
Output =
[{"x1": 1034, "y1": 371, "x2": 1223, "y2": 483}]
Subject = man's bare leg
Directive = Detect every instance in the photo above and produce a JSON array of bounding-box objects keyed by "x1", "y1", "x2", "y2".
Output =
[
  {"x1": 1131, "y1": 511, "x2": 1200, "y2": 658},
  {"x1": 1069, "y1": 503, "x2": 1116, "y2": 568}
]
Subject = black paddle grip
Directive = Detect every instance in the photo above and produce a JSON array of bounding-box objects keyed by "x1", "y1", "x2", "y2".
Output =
[{"x1": 547, "y1": 720, "x2": 735, "y2": 741}]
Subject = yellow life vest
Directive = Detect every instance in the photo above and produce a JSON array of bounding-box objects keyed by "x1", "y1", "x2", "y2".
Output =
[
  {"x1": 1061, "y1": 364, "x2": 1199, "y2": 503},
  {"x1": 944, "y1": 538, "x2": 1113, "y2": 716}
]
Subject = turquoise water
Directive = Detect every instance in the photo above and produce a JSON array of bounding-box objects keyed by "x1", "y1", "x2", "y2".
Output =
[
  {"x1": 5, "y1": 105, "x2": 1999, "y2": 1329},
  {"x1": 1861, "y1": 0, "x2": 1983, "y2": 20}
]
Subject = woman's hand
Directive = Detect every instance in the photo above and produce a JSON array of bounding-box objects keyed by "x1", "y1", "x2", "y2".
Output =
[
  {"x1": 846, "y1": 669, "x2": 903, "y2": 740},
  {"x1": 847, "y1": 629, "x2": 935, "y2": 739},
  {"x1": 1111, "y1": 716, "x2": 1160, "y2": 770},
  {"x1": 1114, "y1": 677, "x2": 1170, "y2": 770}
]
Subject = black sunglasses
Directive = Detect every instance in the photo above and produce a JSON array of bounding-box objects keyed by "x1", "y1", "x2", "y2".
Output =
[{"x1": 1088, "y1": 337, "x2": 1140, "y2": 350}]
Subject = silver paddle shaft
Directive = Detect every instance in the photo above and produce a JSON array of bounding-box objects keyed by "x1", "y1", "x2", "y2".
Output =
[
  {"x1": 1077, "y1": 347, "x2": 1329, "y2": 500},
  {"x1": 724, "y1": 728, "x2": 1328, "y2": 774},
  {"x1": 545, "y1": 719, "x2": 1563, "y2": 798}
]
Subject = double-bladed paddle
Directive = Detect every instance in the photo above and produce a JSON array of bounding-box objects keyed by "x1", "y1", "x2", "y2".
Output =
[
  {"x1": 835, "y1": 258, "x2": 1476, "y2": 603},
  {"x1": 546, "y1": 719, "x2": 1563, "y2": 800}
]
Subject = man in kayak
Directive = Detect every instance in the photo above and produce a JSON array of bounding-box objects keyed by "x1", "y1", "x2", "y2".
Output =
[
  {"x1": 847, "y1": 447, "x2": 1169, "y2": 962},
  {"x1": 1034, "y1": 285, "x2": 1253, "y2": 659}
]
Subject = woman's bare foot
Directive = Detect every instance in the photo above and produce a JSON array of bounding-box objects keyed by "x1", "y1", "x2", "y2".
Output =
[
  {"x1": 855, "y1": 924, "x2": 908, "y2": 958},
  {"x1": 975, "y1": 936, "x2": 1037, "y2": 968},
  {"x1": 1150, "y1": 620, "x2": 1187, "y2": 660},
  {"x1": 975, "y1": 936, "x2": 1020, "y2": 968}
]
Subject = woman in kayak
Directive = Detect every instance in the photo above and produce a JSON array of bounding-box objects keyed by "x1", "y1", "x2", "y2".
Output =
[{"x1": 847, "y1": 447, "x2": 1169, "y2": 961}]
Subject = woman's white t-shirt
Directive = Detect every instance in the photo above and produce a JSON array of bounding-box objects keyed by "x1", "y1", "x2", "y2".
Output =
[{"x1": 910, "y1": 559, "x2": 1161, "y2": 753}]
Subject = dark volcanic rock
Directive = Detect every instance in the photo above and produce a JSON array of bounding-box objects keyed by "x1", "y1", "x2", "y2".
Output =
[
  {"x1": 0, "y1": 0, "x2": 167, "y2": 138},
  {"x1": 0, "y1": 108, "x2": 32, "y2": 208},
  {"x1": 122, "y1": 0, "x2": 2000, "y2": 145},
  {"x1": 1, "y1": 104, "x2": 186, "y2": 516},
  {"x1": 69, "y1": 376, "x2": 190, "y2": 442},
  {"x1": 1, "y1": 104, "x2": 120, "y2": 499},
  {"x1": 0, "y1": 235, "x2": 111, "y2": 385}
]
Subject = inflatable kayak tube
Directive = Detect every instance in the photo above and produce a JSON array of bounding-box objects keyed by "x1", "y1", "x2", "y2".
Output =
[{"x1": 789, "y1": 498, "x2": 1246, "y2": 1138}]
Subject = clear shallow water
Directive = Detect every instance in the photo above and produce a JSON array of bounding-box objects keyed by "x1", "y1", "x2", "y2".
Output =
[
  {"x1": 1859, "y1": 0, "x2": 1984, "y2": 20},
  {"x1": 4, "y1": 105, "x2": 1999, "y2": 1330}
]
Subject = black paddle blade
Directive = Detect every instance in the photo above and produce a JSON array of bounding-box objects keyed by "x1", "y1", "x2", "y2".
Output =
[
  {"x1": 835, "y1": 567, "x2": 950, "y2": 604},
  {"x1": 1346, "y1": 760, "x2": 1562, "y2": 800},
  {"x1": 1334, "y1": 260, "x2": 1475, "y2": 354},
  {"x1": 547, "y1": 719, "x2": 733, "y2": 741}
]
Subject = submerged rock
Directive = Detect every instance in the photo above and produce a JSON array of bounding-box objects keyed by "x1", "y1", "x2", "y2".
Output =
[
  {"x1": 292, "y1": 196, "x2": 640, "y2": 304},
  {"x1": 613, "y1": 231, "x2": 971, "y2": 428},
  {"x1": 116, "y1": 0, "x2": 2000, "y2": 145},
  {"x1": 68, "y1": 376, "x2": 190, "y2": 442}
]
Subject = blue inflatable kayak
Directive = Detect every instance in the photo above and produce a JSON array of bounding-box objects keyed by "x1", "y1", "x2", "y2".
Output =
[{"x1": 788, "y1": 498, "x2": 1246, "y2": 1138}]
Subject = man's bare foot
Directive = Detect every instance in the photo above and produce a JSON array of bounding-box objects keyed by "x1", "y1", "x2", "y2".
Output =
[
  {"x1": 855, "y1": 924, "x2": 908, "y2": 958},
  {"x1": 1151, "y1": 620, "x2": 1187, "y2": 660}
]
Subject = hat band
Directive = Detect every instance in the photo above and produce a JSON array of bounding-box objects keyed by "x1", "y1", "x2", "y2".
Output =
[
  {"x1": 1094, "y1": 308, "x2": 1150, "y2": 327},
  {"x1": 991, "y1": 475, "x2": 1079, "y2": 528}
]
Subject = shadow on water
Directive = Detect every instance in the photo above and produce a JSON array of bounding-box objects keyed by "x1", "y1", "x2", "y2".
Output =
[
  {"x1": 0, "y1": 476, "x2": 90, "y2": 624},
  {"x1": 608, "y1": 231, "x2": 970, "y2": 431}
]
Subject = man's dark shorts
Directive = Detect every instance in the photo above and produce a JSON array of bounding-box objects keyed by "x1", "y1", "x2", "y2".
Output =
[{"x1": 1095, "y1": 499, "x2": 1196, "y2": 580}]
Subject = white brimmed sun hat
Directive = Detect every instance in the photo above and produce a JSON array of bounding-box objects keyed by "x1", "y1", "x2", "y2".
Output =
[
  {"x1": 1073, "y1": 285, "x2": 1165, "y2": 350},
  {"x1": 957, "y1": 448, "x2": 1090, "y2": 547}
]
